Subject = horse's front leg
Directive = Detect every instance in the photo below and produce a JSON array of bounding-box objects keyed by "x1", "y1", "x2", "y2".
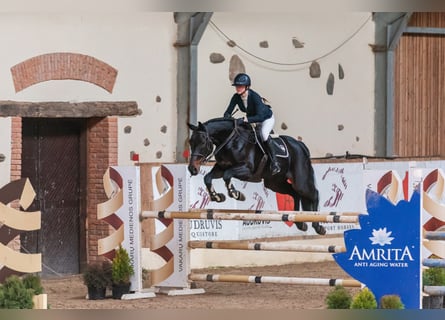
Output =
[
  {"x1": 223, "y1": 164, "x2": 253, "y2": 201},
  {"x1": 204, "y1": 164, "x2": 226, "y2": 202}
]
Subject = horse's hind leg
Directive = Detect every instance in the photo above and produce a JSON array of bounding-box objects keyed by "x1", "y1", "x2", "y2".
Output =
[
  {"x1": 268, "y1": 181, "x2": 308, "y2": 232},
  {"x1": 290, "y1": 193, "x2": 308, "y2": 232},
  {"x1": 300, "y1": 189, "x2": 326, "y2": 235},
  {"x1": 289, "y1": 170, "x2": 326, "y2": 235}
]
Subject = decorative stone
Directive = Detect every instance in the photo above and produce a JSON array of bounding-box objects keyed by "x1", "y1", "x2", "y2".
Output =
[
  {"x1": 124, "y1": 125, "x2": 131, "y2": 134},
  {"x1": 129, "y1": 151, "x2": 135, "y2": 160},
  {"x1": 210, "y1": 53, "x2": 225, "y2": 64},
  {"x1": 0, "y1": 154, "x2": 5, "y2": 162},
  {"x1": 292, "y1": 38, "x2": 304, "y2": 48},
  {"x1": 339, "y1": 64, "x2": 345, "y2": 79},
  {"x1": 356, "y1": 136, "x2": 360, "y2": 142},
  {"x1": 338, "y1": 124, "x2": 344, "y2": 131},
  {"x1": 297, "y1": 136, "x2": 303, "y2": 141},
  {"x1": 281, "y1": 122, "x2": 288, "y2": 130},
  {"x1": 259, "y1": 41, "x2": 269, "y2": 48},
  {"x1": 156, "y1": 151, "x2": 162, "y2": 159},
  {"x1": 160, "y1": 125, "x2": 167, "y2": 133},
  {"x1": 144, "y1": 138, "x2": 150, "y2": 146},
  {"x1": 327, "y1": 73, "x2": 334, "y2": 95},
  {"x1": 137, "y1": 109, "x2": 143, "y2": 115},
  {"x1": 229, "y1": 55, "x2": 245, "y2": 83},
  {"x1": 325, "y1": 152, "x2": 334, "y2": 158},
  {"x1": 156, "y1": 96, "x2": 161, "y2": 102},
  {"x1": 309, "y1": 61, "x2": 321, "y2": 78}
]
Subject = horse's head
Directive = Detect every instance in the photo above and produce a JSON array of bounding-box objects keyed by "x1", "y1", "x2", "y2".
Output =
[{"x1": 187, "y1": 122, "x2": 213, "y2": 176}]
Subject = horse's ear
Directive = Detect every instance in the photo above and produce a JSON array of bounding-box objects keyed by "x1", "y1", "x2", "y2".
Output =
[
  {"x1": 187, "y1": 122, "x2": 198, "y2": 131},
  {"x1": 198, "y1": 122, "x2": 206, "y2": 131}
]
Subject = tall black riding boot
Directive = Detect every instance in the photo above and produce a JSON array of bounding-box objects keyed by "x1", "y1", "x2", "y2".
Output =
[{"x1": 266, "y1": 137, "x2": 281, "y2": 175}]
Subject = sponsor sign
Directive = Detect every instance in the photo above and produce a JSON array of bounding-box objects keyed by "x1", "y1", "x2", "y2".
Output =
[{"x1": 334, "y1": 187, "x2": 421, "y2": 309}]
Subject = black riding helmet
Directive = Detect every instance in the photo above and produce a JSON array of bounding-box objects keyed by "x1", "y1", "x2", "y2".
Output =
[{"x1": 232, "y1": 73, "x2": 251, "y2": 86}]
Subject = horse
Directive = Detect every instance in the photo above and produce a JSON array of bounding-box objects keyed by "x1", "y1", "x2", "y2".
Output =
[{"x1": 187, "y1": 117, "x2": 325, "y2": 235}]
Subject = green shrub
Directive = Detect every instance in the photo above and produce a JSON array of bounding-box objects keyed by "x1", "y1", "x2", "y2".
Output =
[
  {"x1": 325, "y1": 285, "x2": 352, "y2": 309},
  {"x1": 0, "y1": 275, "x2": 34, "y2": 309},
  {"x1": 83, "y1": 263, "x2": 112, "y2": 289},
  {"x1": 350, "y1": 287, "x2": 377, "y2": 309},
  {"x1": 112, "y1": 245, "x2": 134, "y2": 285},
  {"x1": 423, "y1": 267, "x2": 445, "y2": 286},
  {"x1": 379, "y1": 294, "x2": 404, "y2": 309},
  {"x1": 22, "y1": 274, "x2": 44, "y2": 295}
]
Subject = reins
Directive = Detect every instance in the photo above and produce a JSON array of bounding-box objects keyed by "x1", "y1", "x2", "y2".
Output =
[
  {"x1": 203, "y1": 120, "x2": 238, "y2": 162},
  {"x1": 193, "y1": 119, "x2": 263, "y2": 164}
]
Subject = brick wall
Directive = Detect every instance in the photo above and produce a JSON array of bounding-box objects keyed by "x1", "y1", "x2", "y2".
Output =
[
  {"x1": 10, "y1": 117, "x2": 22, "y2": 181},
  {"x1": 11, "y1": 52, "x2": 117, "y2": 93},
  {"x1": 86, "y1": 117, "x2": 118, "y2": 264}
]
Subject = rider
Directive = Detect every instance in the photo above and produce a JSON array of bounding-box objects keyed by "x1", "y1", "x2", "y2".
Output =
[{"x1": 223, "y1": 73, "x2": 281, "y2": 175}]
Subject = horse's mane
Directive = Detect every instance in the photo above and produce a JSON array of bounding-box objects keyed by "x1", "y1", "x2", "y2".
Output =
[{"x1": 203, "y1": 117, "x2": 235, "y2": 125}]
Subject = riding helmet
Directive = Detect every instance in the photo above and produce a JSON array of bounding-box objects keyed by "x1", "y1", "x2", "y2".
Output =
[{"x1": 232, "y1": 73, "x2": 251, "y2": 86}]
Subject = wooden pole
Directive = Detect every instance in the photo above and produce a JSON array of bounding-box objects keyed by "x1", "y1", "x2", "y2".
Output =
[
  {"x1": 188, "y1": 241, "x2": 346, "y2": 253},
  {"x1": 189, "y1": 273, "x2": 362, "y2": 287},
  {"x1": 141, "y1": 210, "x2": 359, "y2": 223}
]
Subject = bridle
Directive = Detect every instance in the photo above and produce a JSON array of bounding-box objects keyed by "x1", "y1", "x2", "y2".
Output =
[
  {"x1": 191, "y1": 120, "x2": 239, "y2": 164},
  {"x1": 190, "y1": 130, "x2": 214, "y2": 164}
]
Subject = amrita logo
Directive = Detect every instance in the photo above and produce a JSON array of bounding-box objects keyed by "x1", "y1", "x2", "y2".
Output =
[
  {"x1": 369, "y1": 227, "x2": 394, "y2": 246},
  {"x1": 349, "y1": 227, "x2": 414, "y2": 267}
]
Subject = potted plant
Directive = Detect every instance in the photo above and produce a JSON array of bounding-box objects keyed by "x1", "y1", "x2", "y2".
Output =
[
  {"x1": 350, "y1": 287, "x2": 377, "y2": 309},
  {"x1": 22, "y1": 273, "x2": 47, "y2": 309},
  {"x1": 379, "y1": 294, "x2": 404, "y2": 309},
  {"x1": 422, "y1": 266, "x2": 445, "y2": 309},
  {"x1": 111, "y1": 245, "x2": 134, "y2": 299},
  {"x1": 82, "y1": 262, "x2": 111, "y2": 300},
  {"x1": 0, "y1": 275, "x2": 34, "y2": 309},
  {"x1": 325, "y1": 285, "x2": 352, "y2": 309}
]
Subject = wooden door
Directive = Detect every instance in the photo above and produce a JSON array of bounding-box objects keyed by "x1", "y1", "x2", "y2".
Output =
[{"x1": 21, "y1": 118, "x2": 86, "y2": 276}]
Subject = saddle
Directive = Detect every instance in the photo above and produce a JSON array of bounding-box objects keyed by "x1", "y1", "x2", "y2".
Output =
[
  {"x1": 236, "y1": 120, "x2": 289, "y2": 180},
  {"x1": 248, "y1": 123, "x2": 289, "y2": 158},
  {"x1": 268, "y1": 136, "x2": 289, "y2": 158}
]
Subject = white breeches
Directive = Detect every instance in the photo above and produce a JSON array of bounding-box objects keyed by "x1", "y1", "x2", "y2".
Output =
[{"x1": 261, "y1": 114, "x2": 275, "y2": 141}]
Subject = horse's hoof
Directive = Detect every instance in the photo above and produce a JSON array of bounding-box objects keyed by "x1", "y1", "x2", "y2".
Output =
[
  {"x1": 211, "y1": 193, "x2": 226, "y2": 202},
  {"x1": 229, "y1": 190, "x2": 246, "y2": 201},
  {"x1": 295, "y1": 222, "x2": 308, "y2": 232},
  {"x1": 313, "y1": 223, "x2": 326, "y2": 235},
  {"x1": 228, "y1": 190, "x2": 246, "y2": 201}
]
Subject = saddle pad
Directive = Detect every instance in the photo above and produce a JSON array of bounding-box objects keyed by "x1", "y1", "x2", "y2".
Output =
[{"x1": 271, "y1": 137, "x2": 289, "y2": 158}]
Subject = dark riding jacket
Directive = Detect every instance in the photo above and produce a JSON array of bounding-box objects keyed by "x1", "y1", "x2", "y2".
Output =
[{"x1": 223, "y1": 89, "x2": 272, "y2": 123}]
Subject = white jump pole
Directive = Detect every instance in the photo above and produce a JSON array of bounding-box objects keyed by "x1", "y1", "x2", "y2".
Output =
[
  {"x1": 141, "y1": 210, "x2": 359, "y2": 224},
  {"x1": 188, "y1": 241, "x2": 346, "y2": 253}
]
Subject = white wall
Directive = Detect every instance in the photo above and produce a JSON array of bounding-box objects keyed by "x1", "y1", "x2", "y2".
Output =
[
  {"x1": 0, "y1": 118, "x2": 11, "y2": 187},
  {"x1": 0, "y1": 12, "x2": 177, "y2": 182},
  {"x1": 197, "y1": 12, "x2": 375, "y2": 158}
]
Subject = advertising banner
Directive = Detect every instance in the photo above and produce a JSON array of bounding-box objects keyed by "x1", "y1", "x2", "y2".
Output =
[
  {"x1": 334, "y1": 169, "x2": 421, "y2": 309},
  {"x1": 97, "y1": 166, "x2": 142, "y2": 292}
]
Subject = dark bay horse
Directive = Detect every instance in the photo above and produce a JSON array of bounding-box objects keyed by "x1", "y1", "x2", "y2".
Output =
[{"x1": 187, "y1": 117, "x2": 325, "y2": 235}]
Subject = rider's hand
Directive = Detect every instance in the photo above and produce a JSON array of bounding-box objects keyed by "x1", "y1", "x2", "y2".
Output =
[{"x1": 243, "y1": 116, "x2": 248, "y2": 122}]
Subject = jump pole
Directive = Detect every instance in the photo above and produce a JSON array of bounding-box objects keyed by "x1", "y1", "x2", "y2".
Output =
[
  {"x1": 189, "y1": 273, "x2": 362, "y2": 287},
  {"x1": 140, "y1": 209, "x2": 361, "y2": 294},
  {"x1": 141, "y1": 210, "x2": 359, "y2": 224},
  {"x1": 188, "y1": 208, "x2": 361, "y2": 215},
  {"x1": 189, "y1": 241, "x2": 346, "y2": 253}
]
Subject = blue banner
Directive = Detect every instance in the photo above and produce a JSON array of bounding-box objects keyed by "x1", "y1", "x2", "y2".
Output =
[{"x1": 334, "y1": 189, "x2": 421, "y2": 309}]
